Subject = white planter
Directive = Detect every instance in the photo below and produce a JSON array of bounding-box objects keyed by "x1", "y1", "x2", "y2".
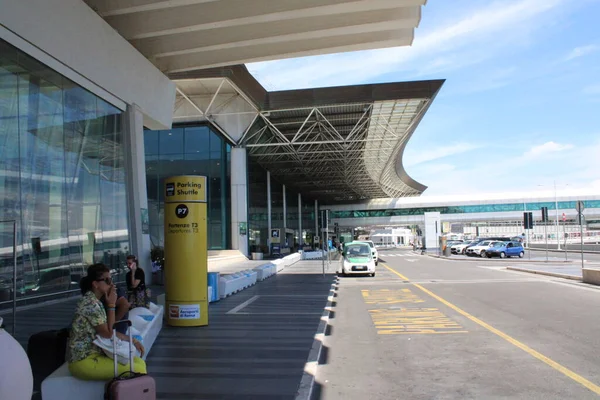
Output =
[
  {"x1": 0, "y1": 317, "x2": 33, "y2": 400},
  {"x1": 251, "y1": 252, "x2": 264, "y2": 260}
]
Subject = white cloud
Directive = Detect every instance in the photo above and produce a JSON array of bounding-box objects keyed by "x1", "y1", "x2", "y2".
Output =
[
  {"x1": 564, "y1": 44, "x2": 600, "y2": 61},
  {"x1": 248, "y1": 0, "x2": 567, "y2": 89},
  {"x1": 404, "y1": 143, "x2": 482, "y2": 167},
  {"x1": 524, "y1": 141, "x2": 574, "y2": 158},
  {"x1": 417, "y1": 139, "x2": 600, "y2": 196}
]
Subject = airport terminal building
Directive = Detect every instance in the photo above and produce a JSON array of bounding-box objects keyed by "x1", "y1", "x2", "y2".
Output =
[
  {"x1": 1, "y1": 0, "x2": 599, "y2": 308},
  {"x1": 0, "y1": 0, "x2": 432, "y2": 305}
]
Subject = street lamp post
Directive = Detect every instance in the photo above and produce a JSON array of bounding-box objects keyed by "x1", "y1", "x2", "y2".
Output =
[
  {"x1": 554, "y1": 180, "x2": 560, "y2": 250},
  {"x1": 539, "y1": 181, "x2": 564, "y2": 251}
]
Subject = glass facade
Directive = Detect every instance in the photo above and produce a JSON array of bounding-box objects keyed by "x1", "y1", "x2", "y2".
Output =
[
  {"x1": 0, "y1": 40, "x2": 129, "y2": 306},
  {"x1": 302, "y1": 201, "x2": 316, "y2": 246},
  {"x1": 144, "y1": 124, "x2": 230, "y2": 250},
  {"x1": 270, "y1": 180, "x2": 284, "y2": 232},
  {"x1": 247, "y1": 158, "x2": 317, "y2": 252},
  {"x1": 248, "y1": 159, "x2": 268, "y2": 252},
  {"x1": 330, "y1": 200, "x2": 600, "y2": 219}
]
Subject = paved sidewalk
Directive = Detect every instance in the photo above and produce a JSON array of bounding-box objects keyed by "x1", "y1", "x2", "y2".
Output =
[
  {"x1": 2, "y1": 260, "x2": 335, "y2": 400},
  {"x1": 147, "y1": 260, "x2": 335, "y2": 399},
  {"x1": 507, "y1": 264, "x2": 583, "y2": 280}
]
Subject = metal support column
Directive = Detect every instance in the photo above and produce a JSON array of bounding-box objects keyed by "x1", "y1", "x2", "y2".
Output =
[
  {"x1": 282, "y1": 184, "x2": 287, "y2": 233},
  {"x1": 554, "y1": 181, "x2": 560, "y2": 250},
  {"x1": 544, "y1": 222, "x2": 548, "y2": 262},
  {"x1": 580, "y1": 214, "x2": 585, "y2": 270},
  {"x1": 314, "y1": 199, "x2": 318, "y2": 247},
  {"x1": 298, "y1": 194, "x2": 302, "y2": 248},
  {"x1": 267, "y1": 171, "x2": 272, "y2": 254}
]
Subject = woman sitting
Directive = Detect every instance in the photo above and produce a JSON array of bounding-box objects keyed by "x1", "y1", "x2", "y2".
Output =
[
  {"x1": 67, "y1": 264, "x2": 146, "y2": 381},
  {"x1": 126, "y1": 255, "x2": 150, "y2": 309}
]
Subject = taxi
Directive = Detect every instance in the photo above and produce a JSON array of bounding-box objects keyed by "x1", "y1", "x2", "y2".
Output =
[{"x1": 339, "y1": 242, "x2": 376, "y2": 277}]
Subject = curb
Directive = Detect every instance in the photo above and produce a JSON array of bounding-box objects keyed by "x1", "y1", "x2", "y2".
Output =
[
  {"x1": 295, "y1": 277, "x2": 338, "y2": 400},
  {"x1": 528, "y1": 248, "x2": 600, "y2": 255},
  {"x1": 425, "y1": 254, "x2": 578, "y2": 264},
  {"x1": 506, "y1": 266, "x2": 582, "y2": 281}
]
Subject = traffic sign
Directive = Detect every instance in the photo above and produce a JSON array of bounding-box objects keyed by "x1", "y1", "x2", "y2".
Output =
[{"x1": 576, "y1": 200, "x2": 585, "y2": 213}]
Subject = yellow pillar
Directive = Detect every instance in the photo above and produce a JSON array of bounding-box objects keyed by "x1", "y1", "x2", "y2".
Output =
[{"x1": 164, "y1": 176, "x2": 208, "y2": 326}]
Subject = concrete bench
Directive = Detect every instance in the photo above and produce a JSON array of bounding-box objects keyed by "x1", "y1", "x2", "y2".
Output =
[
  {"x1": 253, "y1": 264, "x2": 276, "y2": 281},
  {"x1": 219, "y1": 274, "x2": 245, "y2": 298},
  {"x1": 302, "y1": 250, "x2": 324, "y2": 260},
  {"x1": 41, "y1": 303, "x2": 164, "y2": 400},
  {"x1": 241, "y1": 269, "x2": 258, "y2": 288},
  {"x1": 583, "y1": 268, "x2": 600, "y2": 285}
]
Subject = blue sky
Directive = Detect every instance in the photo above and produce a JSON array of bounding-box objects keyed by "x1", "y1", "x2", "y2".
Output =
[{"x1": 247, "y1": 0, "x2": 600, "y2": 197}]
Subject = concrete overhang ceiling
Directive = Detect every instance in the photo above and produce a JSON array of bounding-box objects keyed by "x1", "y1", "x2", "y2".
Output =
[{"x1": 84, "y1": 0, "x2": 426, "y2": 73}]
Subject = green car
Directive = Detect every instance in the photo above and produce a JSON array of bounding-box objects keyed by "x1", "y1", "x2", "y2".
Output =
[{"x1": 339, "y1": 242, "x2": 376, "y2": 277}]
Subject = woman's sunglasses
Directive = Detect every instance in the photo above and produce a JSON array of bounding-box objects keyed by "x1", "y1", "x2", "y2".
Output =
[{"x1": 95, "y1": 277, "x2": 112, "y2": 285}]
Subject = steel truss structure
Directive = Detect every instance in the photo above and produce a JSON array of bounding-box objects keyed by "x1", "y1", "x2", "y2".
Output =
[
  {"x1": 242, "y1": 100, "x2": 430, "y2": 203},
  {"x1": 171, "y1": 68, "x2": 443, "y2": 204}
]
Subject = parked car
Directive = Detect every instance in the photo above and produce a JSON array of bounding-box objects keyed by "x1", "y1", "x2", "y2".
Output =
[
  {"x1": 339, "y1": 242, "x2": 376, "y2": 277},
  {"x1": 485, "y1": 241, "x2": 525, "y2": 258},
  {"x1": 355, "y1": 240, "x2": 378, "y2": 266},
  {"x1": 451, "y1": 240, "x2": 479, "y2": 254},
  {"x1": 466, "y1": 241, "x2": 503, "y2": 257}
]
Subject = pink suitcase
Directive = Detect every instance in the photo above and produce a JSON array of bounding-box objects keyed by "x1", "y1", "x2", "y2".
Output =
[{"x1": 104, "y1": 320, "x2": 156, "y2": 400}]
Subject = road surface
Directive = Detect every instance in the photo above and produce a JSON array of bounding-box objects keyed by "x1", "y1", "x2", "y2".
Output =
[{"x1": 316, "y1": 249, "x2": 600, "y2": 399}]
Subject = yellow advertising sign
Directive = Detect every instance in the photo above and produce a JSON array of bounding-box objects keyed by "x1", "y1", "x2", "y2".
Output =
[{"x1": 164, "y1": 176, "x2": 208, "y2": 327}]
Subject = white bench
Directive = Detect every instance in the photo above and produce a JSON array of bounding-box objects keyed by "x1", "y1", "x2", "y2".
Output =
[
  {"x1": 218, "y1": 253, "x2": 301, "y2": 298},
  {"x1": 253, "y1": 264, "x2": 277, "y2": 281},
  {"x1": 241, "y1": 269, "x2": 258, "y2": 288},
  {"x1": 219, "y1": 271, "x2": 251, "y2": 298},
  {"x1": 302, "y1": 250, "x2": 324, "y2": 260},
  {"x1": 41, "y1": 303, "x2": 164, "y2": 400}
]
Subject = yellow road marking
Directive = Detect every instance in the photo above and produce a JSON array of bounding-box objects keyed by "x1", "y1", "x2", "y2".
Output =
[
  {"x1": 361, "y1": 288, "x2": 424, "y2": 304},
  {"x1": 382, "y1": 263, "x2": 600, "y2": 395},
  {"x1": 378, "y1": 330, "x2": 469, "y2": 335},
  {"x1": 362, "y1": 289, "x2": 466, "y2": 334}
]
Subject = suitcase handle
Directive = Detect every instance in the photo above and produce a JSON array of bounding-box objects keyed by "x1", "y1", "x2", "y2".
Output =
[{"x1": 112, "y1": 319, "x2": 134, "y2": 378}]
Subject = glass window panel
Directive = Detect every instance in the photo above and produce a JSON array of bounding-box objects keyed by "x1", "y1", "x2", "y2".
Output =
[
  {"x1": 144, "y1": 129, "x2": 158, "y2": 155},
  {"x1": 19, "y1": 68, "x2": 72, "y2": 295},
  {"x1": 0, "y1": 39, "x2": 129, "y2": 306},
  {"x1": 63, "y1": 82, "x2": 101, "y2": 270},
  {"x1": 144, "y1": 123, "x2": 229, "y2": 250},
  {"x1": 184, "y1": 126, "x2": 209, "y2": 153},
  {"x1": 0, "y1": 42, "x2": 21, "y2": 297},
  {"x1": 159, "y1": 128, "x2": 184, "y2": 154},
  {"x1": 209, "y1": 129, "x2": 221, "y2": 152},
  {"x1": 97, "y1": 98, "x2": 128, "y2": 281}
]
